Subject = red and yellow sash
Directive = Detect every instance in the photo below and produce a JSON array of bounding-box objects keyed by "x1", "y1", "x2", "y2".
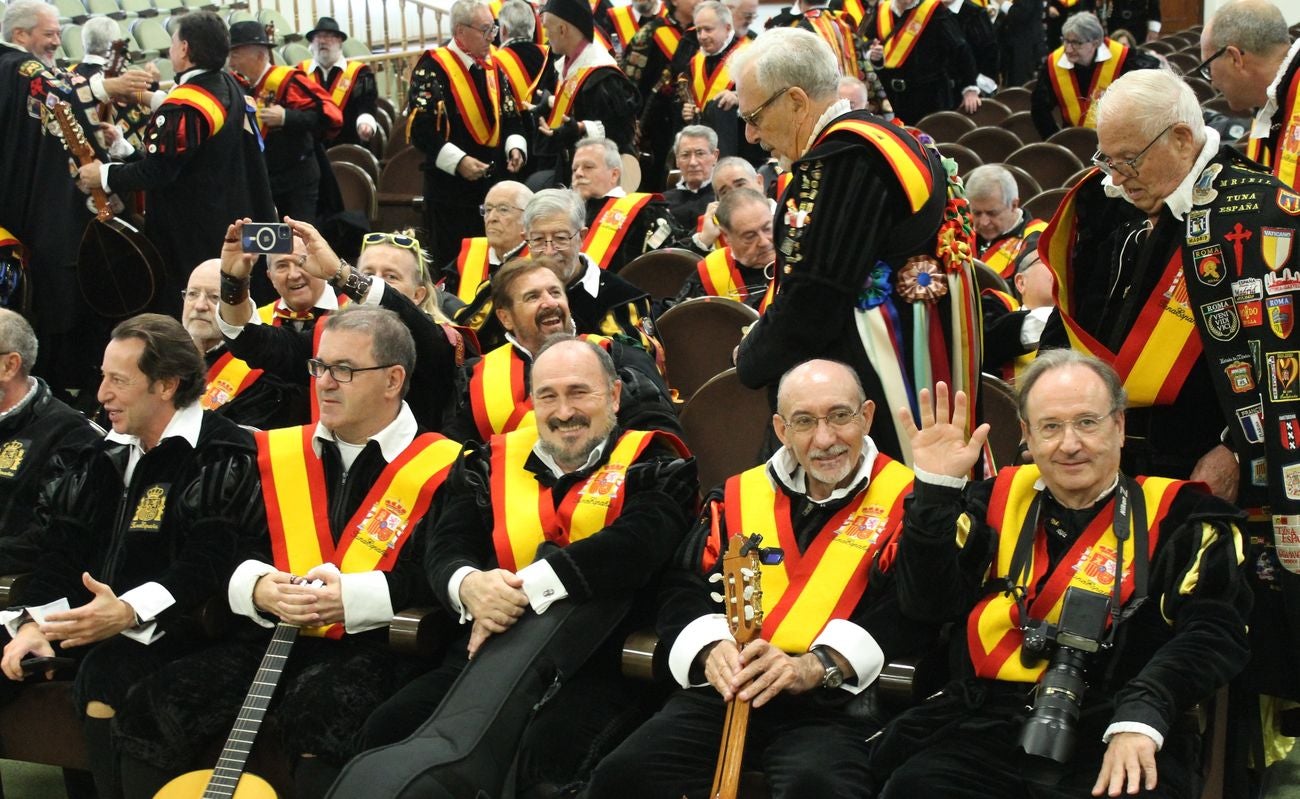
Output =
[
  {"x1": 816, "y1": 119, "x2": 933, "y2": 213},
  {"x1": 469, "y1": 343, "x2": 537, "y2": 440},
  {"x1": 1042, "y1": 179, "x2": 1201, "y2": 406},
  {"x1": 164, "y1": 84, "x2": 227, "y2": 135},
  {"x1": 982, "y1": 219, "x2": 1048, "y2": 279},
  {"x1": 548, "y1": 65, "x2": 610, "y2": 127},
  {"x1": 454, "y1": 237, "x2": 493, "y2": 304},
  {"x1": 582, "y1": 192, "x2": 657, "y2": 269},
  {"x1": 841, "y1": 0, "x2": 867, "y2": 27},
  {"x1": 431, "y1": 47, "x2": 502, "y2": 147},
  {"x1": 967, "y1": 466, "x2": 1181, "y2": 682},
  {"x1": 1247, "y1": 69, "x2": 1300, "y2": 187},
  {"x1": 489, "y1": 427, "x2": 687, "y2": 570},
  {"x1": 721, "y1": 456, "x2": 914, "y2": 653},
  {"x1": 876, "y1": 0, "x2": 942, "y2": 69},
  {"x1": 697, "y1": 247, "x2": 771, "y2": 312},
  {"x1": 688, "y1": 39, "x2": 748, "y2": 108},
  {"x1": 200, "y1": 351, "x2": 263, "y2": 411},
  {"x1": 608, "y1": 5, "x2": 641, "y2": 47},
  {"x1": 254, "y1": 296, "x2": 350, "y2": 421},
  {"x1": 803, "y1": 9, "x2": 857, "y2": 77},
  {"x1": 255, "y1": 425, "x2": 461, "y2": 638},
  {"x1": 493, "y1": 45, "x2": 547, "y2": 102},
  {"x1": 254, "y1": 65, "x2": 298, "y2": 137},
  {"x1": 1047, "y1": 39, "x2": 1128, "y2": 128},
  {"x1": 300, "y1": 59, "x2": 365, "y2": 109},
  {"x1": 653, "y1": 23, "x2": 683, "y2": 60}
]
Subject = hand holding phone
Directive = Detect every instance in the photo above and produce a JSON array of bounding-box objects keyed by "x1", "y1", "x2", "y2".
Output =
[{"x1": 20, "y1": 655, "x2": 74, "y2": 678}]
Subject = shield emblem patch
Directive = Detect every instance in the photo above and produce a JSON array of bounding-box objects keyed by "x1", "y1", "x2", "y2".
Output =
[{"x1": 1262, "y1": 227, "x2": 1295, "y2": 271}]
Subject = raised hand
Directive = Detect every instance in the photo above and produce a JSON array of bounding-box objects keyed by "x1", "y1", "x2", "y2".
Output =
[{"x1": 897, "y1": 382, "x2": 989, "y2": 478}]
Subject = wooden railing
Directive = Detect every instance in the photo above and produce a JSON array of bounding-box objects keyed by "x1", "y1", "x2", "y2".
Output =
[
  {"x1": 250, "y1": 0, "x2": 451, "y2": 68},
  {"x1": 350, "y1": 46, "x2": 427, "y2": 112}
]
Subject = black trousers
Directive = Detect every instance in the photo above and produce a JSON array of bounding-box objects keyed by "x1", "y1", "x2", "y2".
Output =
[{"x1": 585, "y1": 687, "x2": 879, "y2": 799}]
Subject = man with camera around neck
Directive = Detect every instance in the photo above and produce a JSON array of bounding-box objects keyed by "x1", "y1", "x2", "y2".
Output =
[{"x1": 873, "y1": 349, "x2": 1251, "y2": 799}]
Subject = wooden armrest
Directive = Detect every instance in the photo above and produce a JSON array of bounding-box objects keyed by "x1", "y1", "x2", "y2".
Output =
[
  {"x1": 621, "y1": 628, "x2": 658, "y2": 682},
  {"x1": 389, "y1": 606, "x2": 450, "y2": 658},
  {"x1": 0, "y1": 573, "x2": 31, "y2": 607}
]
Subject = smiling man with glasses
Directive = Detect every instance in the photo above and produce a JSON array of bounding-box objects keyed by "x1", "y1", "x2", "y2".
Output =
[
  {"x1": 1201, "y1": 0, "x2": 1299, "y2": 188},
  {"x1": 1029, "y1": 11, "x2": 1160, "y2": 139}
]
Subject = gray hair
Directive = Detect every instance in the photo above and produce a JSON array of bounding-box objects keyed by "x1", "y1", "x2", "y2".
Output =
[
  {"x1": 730, "y1": 27, "x2": 839, "y2": 102},
  {"x1": 494, "y1": 178, "x2": 534, "y2": 211},
  {"x1": 575, "y1": 136, "x2": 621, "y2": 171},
  {"x1": 534, "y1": 334, "x2": 618, "y2": 391},
  {"x1": 1209, "y1": 0, "x2": 1290, "y2": 55},
  {"x1": 1062, "y1": 11, "x2": 1105, "y2": 43},
  {"x1": 321, "y1": 306, "x2": 417, "y2": 397},
  {"x1": 451, "y1": 0, "x2": 489, "y2": 30},
  {"x1": 1096, "y1": 68, "x2": 1205, "y2": 147},
  {"x1": 2, "y1": 0, "x2": 56, "y2": 43},
  {"x1": 0, "y1": 309, "x2": 37, "y2": 376},
  {"x1": 716, "y1": 186, "x2": 768, "y2": 230},
  {"x1": 498, "y1": 0, "x2": 536, "y2": 40},
  {"x1": 82, "y1": 16, "x2": 119, "y2": 57},
  {"x1": 694, "y1": 0, "x2": 732, "y2": 27},
  {"x1": 524, "y1": 188, "x2": 585, "y2": 234},
  {"x1": 674, "y1": 124, "x2": 719, "y2": 154},
  {"x1": 712, "y1": 155, "x2": 758, "y2": 181},
  {"x1": 1016, "y1": 348, "x2": 1126, "y2": 422},
  {"x1": 965, "y1": 164, "x2": 1019, "y2": 206}
]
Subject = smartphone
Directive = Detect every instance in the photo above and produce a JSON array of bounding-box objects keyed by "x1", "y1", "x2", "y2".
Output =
[
  {"x1": 241, "y1": 222, "x2": 294, "y2": 254},
  {"x1": 20, "y1": 655, "x2": 74, "y2": 676}
]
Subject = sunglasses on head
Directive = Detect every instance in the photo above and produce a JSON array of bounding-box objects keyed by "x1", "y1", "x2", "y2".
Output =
[{"x1": 361, "y1": 232, "x2": 426, "y2": 277}]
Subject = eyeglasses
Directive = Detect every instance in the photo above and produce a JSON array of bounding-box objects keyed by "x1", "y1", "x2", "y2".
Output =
[
  {"x1": 676, "y1": 148, "x2": 713, "y2": 162},
  {"x1": 525, "y1": 232, "x2": 577, "y2": 250},
  {"x1": 740, "y1": 86, "x2": 790, "y2": 128},
  {"x1": 181, "y1": 289, "x2": 220, "y2": 304},
  {"x1": 781, "y1": 408, "x2": 861, "y2": 434},
  {"x1": 480, "y1": 203, "x2": 524, "y2": 217},
  {"x1": 1061, "y1": 37, "x2": 1095, "y2": 49},
  {"x1": 1194, "y1": 45, "x2": 1228, "y2": 80},
  {"x1": 463, "y1": 22, "x2": 498, "y2": 37},
  {"x1": 306, "y1": 358, "x2": 397, "y2": 383},
  {"x1": 1091, "y1": 123, "x2": 1174, "y2": 180},
  {"x1": 1029, "y1": 412, "x2": 1116, "y2": 441},
  {"x1": 361, "y1": 232, "x2": 426, "y2": 277}
]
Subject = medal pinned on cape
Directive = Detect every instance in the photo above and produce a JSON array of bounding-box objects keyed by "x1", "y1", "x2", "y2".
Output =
[{"x1": 896, "y1": 256, "x2": 948, "y2": 304}]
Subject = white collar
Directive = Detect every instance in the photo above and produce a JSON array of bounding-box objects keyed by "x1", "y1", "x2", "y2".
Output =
[
  {"x1": 573, "y1": 253, "x2": 602, "y2": 298},
  {"x1": 252, "y1": 63, "x2": 272, "y2": 86},
  {"x1": 803, "y1": 98, "x2": 852, "y2": 156},
  {"x1": 175, "y1": 67, "x2": 211, "y2": 85},
  {"x1": 674, "y1": 177, "x2": 712, "y2": 192},
  {"x1": 491, "y1": 239, "x2": 527, "y2": 263},
  {"x1": 312, "y1": 401, "x2": 418, "y2": 462},
  {"x1": 82, "y1": 53, "x2": 109, "y2": 65},
  {"x1": 1103, "y1": 127, "x2": 1219, "y2": 221},
  {"x1": 532, "y1": 434, "x2": 610, "y2": 477},
  {"x1": 276, "y1": 284, "x2": 341, "y2": 314},
  {"x1": 944, "y1": 0, "x2": 963, "y2": 12},
  {"x1": 307, "y1": 54, "x2": 349, "y2": 73},
  {"x1": 107, "y1": 401, "x2": 204, "y2": 451},
  {"x1": 556, "y1": 36, "x2": 616, "y2": 75},
  {"x1": 446, "y1": 38, "x2": 477, "y2": 67},
  {"x1": 994, "y1": 208, "x2": 1025, "y2": 239},
  {"x1": 1253, "y1": 38, "x2": 1300, "y2": 140},
  {"x1": 767, "y1": 436, "x2": 879, "y2": 504},
  {"x1": 703, "y1": 32, "x2": 736, "y2": 56},
  {"x1": 1056, "y1": 41, "x2": 1112, "y2": 70},
  {"x1": 889, "y1": 0, "x2": 916, "y2": 17},
  {"x1": 604, "y1": 186, "x2": 628, "y2": 198}
]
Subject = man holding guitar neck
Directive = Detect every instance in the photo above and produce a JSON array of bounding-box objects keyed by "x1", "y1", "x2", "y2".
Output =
[{"x1": 588, "y1": 358, "x2": 934, "y2": 798}]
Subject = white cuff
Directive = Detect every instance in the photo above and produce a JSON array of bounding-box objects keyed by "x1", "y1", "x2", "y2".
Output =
[
  {"x1": 962, "y1": 85, "x2": 980, "y2": 96},
  {"x1": 914, "y1": 466, "x2": 969, "y2": 489},
  {"x1": 1, "y1": 599, "x2": 70, "y2": 637},
  {"x1": 216, "y1": 299, "x2": 258, "y2": 338},
  {"x1": 118, "y1": 582, "x2": 175, "y2": 623},
  {"x1": 90, "y1": 72, "x2": 109, "y2": 103},
  {"x1": 810, "y1": 619, "x2": 885, "y2": 695},
  {"x1": 581, "y1": 119, "x2": 605, "y2": 140},
  {"x1": 976, "y1": 74, "x2": 998, "y2": 95},
  {"x1": 998, "y1": 0, "x2": 1011, "y2": 11},
  {"x1": 447, "y1": 565, "x2": 479, "y2": 622},
  {"x1": 361, "y1": 276, "x2": 384, "y2": 306},
  {"x1": 436, "y1": 142, "x2": 469, "y2": 175},
  {"x1": 1147, "y1": 21, "x2": 1161, "y2": 33},
  {"x1": 99, "y1": 162, "x2": 113, "y2": 193},
  {"x1": 148, "y1": 89, "x2": 167, "y2": 111},
  {"x1": 1102, "y1": 722, "x2": 1164, "y2": 750},
  {"x1": 517, "y1": 559, "x2": 568, "y2": 614},
  {"x1": 228, "y1": 558, "x2": 278, "y2": 628},
  {"x1": 1020, "y1": 306, "x2": 1052, "y2": 348},
  {"x1": 668, "y1": 614, "x2": 732, "y2": 688},
  {"x1": 108, "y1": 135, "x2": 135, "y2": 160},
  {"x1": 120, "y1": 620, "x2": 164, "y2": 644},
  {"x1": 338, "y1": 568, "x2": 394, "y2": 634},
  {"x1": 505, "y1": 133, "x2": 527, "y2": 160},
  {"x1": 355, "y1": 112, "x2": 379, "y2": 133}
]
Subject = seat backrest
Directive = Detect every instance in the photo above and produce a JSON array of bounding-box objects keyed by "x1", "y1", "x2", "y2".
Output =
[
  {"x1": 1003, "y1": 110, "x2": 1040, "y2": 144},
  {"x1": 385, "y1": 113, "x2": 410, "y2": 158},
  {"x1": 131, "y1": 16, "x2": 169, "y2": 52},
  {"x1": 225, "y1": 8, "x2": 253, "y2": 24},
  {"x1": 617, "y1": 248, "x2": 701, "y2": 301},
  {"x1": 656, "y1": 296, "x2": 759, "y2": 400},
  {"x1": 957, "y1": 127, "x2": 1023, "y2": 164},
  {"x1": 54, "y1": 0, "x2": 87, "y2": 22},
  {"x1": 1045, "y1": 126, "x2": 1098, "y2": 163},
  {"x1": 1164, "y1": 51, "x2": 1198, "y2": 75},
  {"x1": 993, "y1": 86, "x2": 1032, "y2": 113},
  {"x1": 1022, "y1": 187, "x2": 1070, "y2": 222},
  {"x1": 332, "y1": 161, "x2": 378, "y2": 222},
  {"x1": 152, "y1": 54, "x2": 173, "y2": 81},
  {"x1": 60, "y1": 24, "x2": 84, "y2": 59},
  {"x1": 379, "y1": 145, "x2": 425, "y2": 195},
  {"x1": 980, "y1": 372, "x2": 1022, "y2": 470},
  {"x1": 258, "y1": 7, "x2": 291, "y2": 41},
  {"x1": 85, "y1": 0, "x2": 119, "y2": 16},
  {"x1": 973, "y1": 260, "x2": 1009, "y2": 294},
  {"x1": 121, "y1": 0, "x2": 154, "y2": 15},
  {"x1": 327, "y1": 143, "x2": 381, "y2": 183},
  {"x1": 1004, "y1": 142, "x2": 1085, "y2": 190},
  {"x1": 915, "y1": 110, "x2": 977, "y2": 144},
  {"x1": 936, "y1": 142, "x2": 983, "y2": 176},
  {"x1": 679, "y1": 368, "x2": 772, "y2": 495},
  {"x1": 967, "y1": 98, "x2": 1011, "y2": 127},
  {"x1": 281, "y1": 41, "x2": 310, "y2": 65},
  {"x1": 342, "y1": 38, "x2": 370, "y2": 58}
]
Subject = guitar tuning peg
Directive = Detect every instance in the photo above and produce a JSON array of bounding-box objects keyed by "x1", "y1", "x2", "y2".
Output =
[
  {"x1": 743, "y1": 606, "x2": 755, "y2": 620},
  {"x1": 740, "y1": 568, "x2": 754, "y2": 579},
  {"x1": 742, "y1": 586, "x2": 754, "y2": 600},
  {"x1": 708, "y1": 573, "x2": 722, "y2": 583},
  {"x1": 710, "y1": 592, "x2": 723, "y2": 603}
]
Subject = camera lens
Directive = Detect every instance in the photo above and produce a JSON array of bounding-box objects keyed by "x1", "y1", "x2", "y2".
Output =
[
  {"x1": 256, "y1": 228, "x2": 276, "y2": 250},
  {"x1": 1018, "y1": 647, "x2": 1089, "y2": 767}
]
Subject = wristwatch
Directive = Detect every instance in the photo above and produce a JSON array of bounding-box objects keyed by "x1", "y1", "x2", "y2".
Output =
[{"x1": 810, "y1": 646, "x2": 844, "y2": 689}]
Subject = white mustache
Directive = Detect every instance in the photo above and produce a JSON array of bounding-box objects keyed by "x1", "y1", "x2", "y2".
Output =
[{"x1": 809, "y1": 444, "x2": 849, "y2": 461}]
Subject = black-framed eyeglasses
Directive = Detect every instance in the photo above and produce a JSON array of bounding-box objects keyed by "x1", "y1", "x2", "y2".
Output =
[
  {"x1": 306, "y1": 358, "x2": 397, "y2": 383},
  {"x1": 1091, "y1": 123, "x2": 1174, "y2": 179},
  {"x1": 462, "y1": 21, "x2": 498, "y2": 37},
  {"x1": 780, "y1": 408, "x2": 861, "y2": 434},
  {"x1": 740, "y1": 86, "x2": 790, "y2": 128},
  {"x1": 525, "y1": 232, "x2": 577, "y2": 250},
  {"x1": 1194, "y1": 45, "x2": 1228, "y2": 81}
]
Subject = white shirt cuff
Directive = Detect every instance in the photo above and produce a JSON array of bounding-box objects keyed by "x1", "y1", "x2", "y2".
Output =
[
  {"x1": 100, "y1": 163, "x2": 113, "y2": 193},
  {"x1": 517, "y1": 559, "x2": 568, "y2": 614},
  {"x1": 436, "y1": 142, "x2": 469, "y2": 175},
  {"x1": 90, "y1": 72, "x2": 109, "y2": 103},
  {"x1": 962, "y1": 85, "x2": 980, "y2": 96},
  {"x1": 914, "y1": 465, "x2": 969, "y2": 489},
  {"x1": 217, "y1": 299, "x2": 258, "y2": 338},
  {"x1": 581, "y1": 119, "x2": 605, "y2": 140},
  {"x1": 668, "y1": 614, "x2": 732, "y2": 688},
  {"x1": 810, "y1": 618, "x2": 884, "y2": 695},
  {"x1": 1102, "y1": 721, "x2": 1164, "y2": 750},
  {"x1": 505, "y1": 133, "x2": 527, "y2": 159},
  {"x1": 361, "y1": 276, "x2": 384, "y2": 306},
  {"x1": 976, "y1": 74, "x2": 998, "y2": 95},
  {"x1": 356, "y1": 112, "x2": 378, "y2": 133},
  {"x1": 447, "y1": 565, "x2": 478, "y2": 622},
  {"x1": 1, "y1": 599, "x2": 70, "y2": 637},
  {"x1": 1147, "y1": 21, "x2": 1161, "y2": 33},
  {"x1": 1020, "y1": 306, "x2": 1052, "y2": 348},
  {"x1": 998, "y1": 0, "x2": 1011, "y2": 11},
  {"x1": 148, "y1": 89, "x2": 166, "y2": 111},
  {"x1": 228, "y1": 558, "x2": 278, "y2": 627},
  {"x1": 337, "y1": 567, "x2": 394, "y2": 634},
  {"x1": 119, "y1": 582, "x2": 174, "y2": 624},
  {"x1": 108, "y1": 135, "x2": 135, "y2": 160}
]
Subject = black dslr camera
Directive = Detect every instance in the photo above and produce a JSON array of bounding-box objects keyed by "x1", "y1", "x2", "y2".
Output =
[{"x1": 1017, "y1": 587, "x2": 1112, "y2": 767}]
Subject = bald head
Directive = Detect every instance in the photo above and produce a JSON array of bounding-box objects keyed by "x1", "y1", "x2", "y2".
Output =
[
  {"x1": 774, "y1": 359, "x2": 874, "y2": 501},
  {"x1": 183, "y1": 259, "x2": 224, "y2": 351},
  {"x1": 776, "y1": 359, "x2": 866, "y2": 416}
]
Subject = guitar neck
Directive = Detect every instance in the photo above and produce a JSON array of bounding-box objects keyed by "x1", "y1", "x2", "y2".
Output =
[
  {"x1": 202, "y1": 622, "x2": 299, "y2": 799},
  {"x1": 50, "y1": 101, "x2": 113, "y2": 222}
]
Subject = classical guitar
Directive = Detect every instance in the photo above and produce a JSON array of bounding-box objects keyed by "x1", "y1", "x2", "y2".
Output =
[
  {"x1": 153, "y1": 622, "x2": 298, "y2": 798},
  {"x1": 49, "y1": 99, "x2": 160, "y2": 317},
  {"x1": 707, "y1": 532, "x2": 780, "y2": 799}
]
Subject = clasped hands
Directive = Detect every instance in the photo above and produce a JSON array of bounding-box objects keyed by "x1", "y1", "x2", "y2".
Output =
[
  {"x1": 252, "y1": 567, "x2": 342, "y2": 627},
  {"x1": 700, "y1": 639, "x2": 825, "y2": 708}
]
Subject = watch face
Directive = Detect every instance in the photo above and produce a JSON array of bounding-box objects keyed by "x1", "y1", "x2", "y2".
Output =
[{"x1": 823, "y1": 667, "x2": 844, "y2": 689}]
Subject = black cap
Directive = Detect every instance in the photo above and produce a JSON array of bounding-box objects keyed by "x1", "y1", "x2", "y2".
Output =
[
  {"x1": 306, "y1": 16, "x2": 348, "y2": 42},
  {"x1": 541, "y1": 0, "x2": 594, "y2": 42},
  {"x1": 228, "y1": 21, "x2": 273, "y2": 49}
]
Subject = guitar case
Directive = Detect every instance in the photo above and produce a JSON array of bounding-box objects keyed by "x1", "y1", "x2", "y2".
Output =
[{"x1": 327, "y1": 595, "x2": 631, "y2": 799}]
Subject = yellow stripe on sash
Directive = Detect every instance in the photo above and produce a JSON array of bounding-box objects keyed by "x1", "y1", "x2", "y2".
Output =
[
  {"x1": 431, "y1": 47, "x2": 502, "y2": 147},
  {"x1": 820, "y1": 119, "x2": 932, "y2": 212},
  {"x1": 166, "y1": 84, "x2": 227, "y2": 134}
]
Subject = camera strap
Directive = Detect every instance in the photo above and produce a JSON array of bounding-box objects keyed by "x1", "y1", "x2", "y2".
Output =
[{"x1": 1007, "y1": 476, "x2": 1150, "y2": 646}]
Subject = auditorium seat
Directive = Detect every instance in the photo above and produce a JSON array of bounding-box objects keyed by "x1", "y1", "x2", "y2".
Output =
[
  {"x1": 329, "y1": 143, "x2": 381, "y2": 184},
  {"x1": 679, "y1": 368, "x2": 771, "y2": 495},
  {"x1": 60, "y1": 23, "x2": 84, "y2": 59},
  {"x1": 1165, "y1": 51, "x2": 1199, "y2": 74},
  {"x1": 967, "y1": 98, "x2": 1012, "y2": 127},
  {"x1": 85, "y1": 0, "x2": 125, "y2": 18},
  {"x1": 915, "y1": 110, "x2": 977, "y2": 143},
  {"x1": 374, "y1": 105, "x2": 394, "y2": 140},
  {"x1": 1045, "y1": 126, "x2": 1098, "y2": 163},
  {"x1": 225, "y1": 8, "x2": 253, "y2": 24},
  {"x1": 655, "y1": 296, "x2": 758, "y2": 401},
  {"x1": 1063, "y1": 166, "x2": 1094, "y2": 187},
  {"x1": 1142, "y1": 38, "x2": 1176, "y2": 54},
  {"x1": 980, "y1": 372, "x2": 1022, "y2": 470},
  {"x1": 994, "y1": 162, "x2": 1042, "y2": 202},
  {"x1": 1022, "y1": 187, "x2": 1069, "y2": 223},
  {"x1": 258, "y1": 6, "x2": 295, "y2": 41},
  {"x1": 377, "y1": 95, "x2": 398, "y2": 123},
  {"x1": 386, "y1": 113, "x2": 410, "y2": 160},
  {"x1": 1203, "y1": 95, "x2": 1235, "y2": 116},
  {"x1": 130, "y1": 16, "x2": 169, "y2": 56},
  {"x1": 936, "y1": 142, "x2": 983, "y2": 175},
  {"x1": 1003, "y1": 110, "x2": 1040, "y2": 143},
  {"x1": 332, "y1": 162, "x2": 379, "y2": 223},
  {"x1": 281, "y1": 41, "x2": 310, "y2": 65},
  {"x1": 54, "y1": 0, "x2": 88, "y2": 23},
  {"x1": 957, "y1": 126, "x2": 1022, "y2": 164},
  {"x1": 973, "y1": 259, "x2": 1009, "y2": 294},
  {"x1": 153, "y1": 0, "x2": 183, "y2": 13},
  {"x1": 342, "y1": 37, "x2": 371, "y2": 58},
  {"x1": 993, "y1": 86, "x2": 1031, "y2": 113},
  {"x1": 121, "y1": 0, "x2": 156, "y2": 17},
  {"x1": 617, "y1": 247, "x2": 700, "y2": 302},
  {"x1": 377, "y1": 145, "x2": 424, "y2": 232},
  {"x1": 1182, "y1": 76, "x2": 1216, "y2": 103},
  {"x1": 1004, "y1": 142, "x2": 1084, "y2": 189}
]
